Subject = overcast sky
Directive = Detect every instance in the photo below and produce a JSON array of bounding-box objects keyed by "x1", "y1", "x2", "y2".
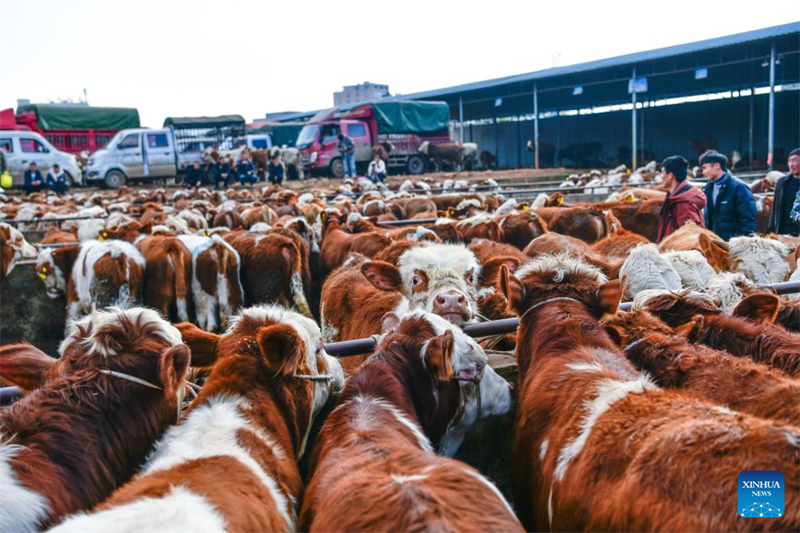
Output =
[{"x1": 1, "y1": 0, "x2": 795, "y2": 127}]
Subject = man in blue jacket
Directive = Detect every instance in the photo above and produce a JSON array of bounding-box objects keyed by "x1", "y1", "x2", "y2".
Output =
[
  {"x1": 236, "y1": 152, "x2": 257, "y2": 187},
  {"x1": 24, "y1": 162, "x2": 45, "y2": 194},
  {"x1": 701, "y1": 150, "x2": 756, "y2": 240}
]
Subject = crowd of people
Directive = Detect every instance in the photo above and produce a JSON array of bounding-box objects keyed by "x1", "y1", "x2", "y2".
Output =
[
  {"x1": 656, "y1": 148, "x2": 800, "y2": 242},
  {"x1": 24, "y1": 161, "x2": 69, "y2": 195},
  {"x1": 184, "y1": 151, "x2": 287, "y2": 190}
]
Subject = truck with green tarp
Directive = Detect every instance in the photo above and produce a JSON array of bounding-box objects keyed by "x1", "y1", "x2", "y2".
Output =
[
  {"x1": 296, "y1": 101, "x2": 451, "y2": 177},
  {"x1": 11, "y1": 104, "x2": 140, "y2": 155}
]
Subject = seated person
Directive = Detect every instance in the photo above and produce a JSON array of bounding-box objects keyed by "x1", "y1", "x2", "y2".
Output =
[
  {"x1": 237, "y1": 153, "x2": 257, "y2": 187},
  {"x1": 185, "y1": 161, "x2": 205, "y2": 189},
  {"x1": 268, "y1": 154, "x2": 285, "y2": 186},
  {"x1": 24, "y1": 162, "x2": 46, "y2": 194},
  {"x1": 213, "y1": 160, "x2": 232, "y2": 189},
  {"x1": 367, "y1": 154, "x2": 387, "y2": 184},
  {"x1": 46, "y1": 163, "x2": 70, "y2": 195}
]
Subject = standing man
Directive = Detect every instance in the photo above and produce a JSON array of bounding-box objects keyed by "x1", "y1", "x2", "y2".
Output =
[
  {"x1": 24, "y1": 162, "x2": 45, "y2": 194},
  {"x1": 656, "y1": 156, "x2": 706, "y2": 242},
  {"x1": 767, "y1": 148, "x2": 800, "y2": 236},
  {"x1": 337, "y1": 133, "x2": 356, "y2": 178},
  {"x1": 701, "y1": 150, "x2": 756, "y2": 240}
]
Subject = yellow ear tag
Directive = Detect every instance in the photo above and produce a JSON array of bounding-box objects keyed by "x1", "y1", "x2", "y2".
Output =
[
  {"x1": 557, "y1": 197, "x2": 564, "y2": 205},
  {"x1": 203, "y1": 230, "x2": 210, "y2": 237},
  {"x1": 522, "y1": 204, "x2": 530, "y2": 211},
  {"x1": 38, "y1": 272, "x2": 47, "y2": 279}
]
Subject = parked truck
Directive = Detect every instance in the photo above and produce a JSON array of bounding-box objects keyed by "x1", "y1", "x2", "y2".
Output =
[
  {"x1": 2, "y1": 105, "x2": 141, "y2": 155},
  {"x1": 296, "y1": 101, "x2": 451, "y2": 178},
  {"x1": 84, "y1": 115, "x2": 246, "y2": 188}
]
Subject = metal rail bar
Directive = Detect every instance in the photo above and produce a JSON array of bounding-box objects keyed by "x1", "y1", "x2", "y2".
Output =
[{"x1": 2, "y1": 281, "x2": 799, "y2": 406}]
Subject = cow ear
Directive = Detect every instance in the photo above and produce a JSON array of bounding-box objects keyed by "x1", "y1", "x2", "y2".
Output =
[
  {"x1": 175, "y1": 322, "x2": 220, "y2": 367},
  {"x1": 158, "y1": 344, "x2": 191, "y2": 400},
  {"x1": 698, "y1": 233, "x2": 729, "y2": 271},
  {"x1": 0, "y1": 344, "x2": 57, "y2": 391},
  {"x1": 256, "y1": 324, "x2": 305, "y2": 378},
  {"x1": 674, "y1": 315, "x2": 704, "y2": 342},
  {"x1": 498, "y1": 265, "x2": 526, "y2": 316},
  {"x1": 597, "y1": 278, "x2": 625, "y2": 317},
  {"x1": 424, "y1": 330, "x2": 454, "y2": 382},
  {"x1": 481, "y1": 256, "x2": 520, "y2": 283},
  {"x1": 381, "y1": 312, "x2": 401, "y2": 334},
  {"x1": 732, "y1": 293, "x2": 780, "y2": 324},
  {"x1": 361, "y1": 261, "x2": 402, "y2": 291}
]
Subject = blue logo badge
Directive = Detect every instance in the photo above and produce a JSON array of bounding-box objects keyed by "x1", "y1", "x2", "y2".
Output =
[{"x1": 738, "y1": 471, "x2": 784, "y2": 518}]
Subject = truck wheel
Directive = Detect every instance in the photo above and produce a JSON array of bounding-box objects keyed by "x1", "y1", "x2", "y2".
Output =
[
  {"x1": 406, "y1": 155, "x2": 426, "y2": 175},
  {"x1": 104, "y1": 170, "x2": 126, "y2": 189},
  {"x1": 329, "y1": 158, "x2": 345, "y2": 179}
]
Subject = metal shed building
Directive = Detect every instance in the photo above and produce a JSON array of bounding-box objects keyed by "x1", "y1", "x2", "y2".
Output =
[{"x1": 278, "y1": 23, "x2": 799, "y2": 171}]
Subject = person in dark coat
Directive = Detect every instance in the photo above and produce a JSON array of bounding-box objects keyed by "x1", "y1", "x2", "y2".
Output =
[
  {"x1": 656, "y1": 156, "x2": 707, "y2": 242},
  {"x1": 268, "y1": 153, "x2": 285, "y2": 186},
  {"x1": 46, "y1": 164, "x2": 70, "y2": 195},
  {"x1": 767, "y1": 148, "x2": 800, "y2": 236},
  {"x1": 213, "y1": 160, "x2": 232, "y2": 189},
  {"x1": 185, "y1": 162, "x2": 205, "y2": 189},
  {"x1": 24, "y1": 162, "x2": 45, "y2": 194},
  {"x1": 701, "y1": 150, "x2": 756, "y2": 240},
  {"x1": 236, "y1": 153, "x2": 257, "y2": 187}
]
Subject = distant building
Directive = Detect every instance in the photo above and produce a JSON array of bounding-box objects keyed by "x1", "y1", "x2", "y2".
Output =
[
  {"x1": 334, "y1": 82, "x2": 389, "y2": 107},
  {"x1": 263, "y1": 111, "x2": 302, "y2": 121}
]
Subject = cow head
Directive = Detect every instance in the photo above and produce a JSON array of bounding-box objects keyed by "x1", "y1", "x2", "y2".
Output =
[
  {"x1": 499, "y1": 252, "x2": 624, "y2": 319},
  {"x1": 0, "y1": 223, "x2": 37, "y2": 281},
  {"x1": 378, "y1": 309, "x2": 512, "y2": 456},
  {"x1": 1, "y1": 308, "x2": 190, "y2": 406},
  {"x1": 36, "y1": 245, "x2": 79, "y2": 298},
  {"x1": 177, "y1": 304, "x2": 345, "y2": 458},
  {"x1": 631, "y1": 289, "x2": 721, "y2": 328},
  {"x1": 418, "y1": 141, "x2": 430, "y2": 155},
  {"x1": 362, "y1": 243, "x2": 481, "y2": 325}
]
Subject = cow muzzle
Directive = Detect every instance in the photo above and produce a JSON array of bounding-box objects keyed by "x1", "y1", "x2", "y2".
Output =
[{"x1": 432, "y1": 289, "x2": 471, "y2": 325}]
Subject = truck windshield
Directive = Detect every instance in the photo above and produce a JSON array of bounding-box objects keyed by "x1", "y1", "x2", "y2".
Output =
[
  {"x1": 102, "y1": 131, "x2": 125, "y2": 150},
  {"x1": 296, "y1": 125, "x2": 319, "y2": 150}
]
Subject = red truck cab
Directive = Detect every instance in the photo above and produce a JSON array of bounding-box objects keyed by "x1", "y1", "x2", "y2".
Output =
[{"x1": 297, "y1": 101, "x2": 450, "y2": 178}]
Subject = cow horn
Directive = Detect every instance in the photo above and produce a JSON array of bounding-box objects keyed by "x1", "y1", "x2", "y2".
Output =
[{"x1": 712, "y1": 239, "x2": 729, "y2": 251}]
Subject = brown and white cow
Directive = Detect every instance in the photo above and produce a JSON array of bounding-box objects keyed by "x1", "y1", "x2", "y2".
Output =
[
  {"x1": 499, "y1": 254, "x2": 800, "y2": 532},
  {"x1": 178, "y1": 234, "x2": 244, "y2": 332},
  {"x1": 321, "y1": 242, "x2": 481, "y2": 342},
  {"x1": 603, "y1": 308, "x2": 800, "y2": 427},
  {"x1": 0, "y1": 307, "x2": 192, "y2": 531},
  {"x1": 225, "y1": 228, "x2": 313, "y2": 317},
  {"x1": 319, "y1": 217, "x2": 392, "y2": 279},
  {"x1": 101, "y1": 224, "x2": 193, "y2": 323},
  {"x1": 36, "y1": 240, "x2": 145, "y2": 321},
  {"x1": 675, "y1": 293, "x2": 800, "y2": 377},
  {"x1": 49, "y1": 305, "x2": 344, "y2": 533},
  {"x1": 418, "y1": 141, "x2": 464, "y2": 170},
  {"x1": 299, "y1": 310, "x2": 518, "y2": 532},
  {"x1": 0, "y1": 222, "x2": 37, "y2": 281}
]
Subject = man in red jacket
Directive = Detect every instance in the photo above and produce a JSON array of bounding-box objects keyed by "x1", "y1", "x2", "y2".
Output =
[{"x1": 656, "y1": 155, "x2": 707, "y2": 242}]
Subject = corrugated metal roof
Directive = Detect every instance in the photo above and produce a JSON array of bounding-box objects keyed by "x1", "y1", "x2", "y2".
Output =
[{"x1": 277, "y1": 22, "x2": 799, "y2": 122}]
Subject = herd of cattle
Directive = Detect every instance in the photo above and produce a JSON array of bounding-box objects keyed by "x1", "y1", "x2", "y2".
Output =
[{"x1": 0, "y1": 171, "x2": 799, "y2": 531}]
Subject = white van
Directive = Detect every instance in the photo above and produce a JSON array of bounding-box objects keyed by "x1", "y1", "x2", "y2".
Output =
[{"x1": 0, "y1": 131, "x2": 83, "y2": 186}]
